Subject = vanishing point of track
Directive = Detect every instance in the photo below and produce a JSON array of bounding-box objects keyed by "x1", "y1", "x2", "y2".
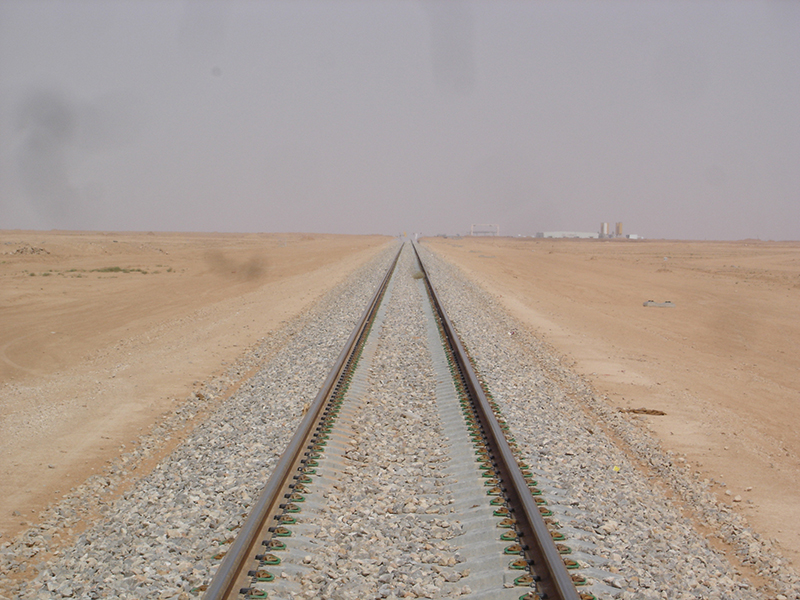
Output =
[{"x1": 203, "y1": 243, "x2": 589, "y2": 600}]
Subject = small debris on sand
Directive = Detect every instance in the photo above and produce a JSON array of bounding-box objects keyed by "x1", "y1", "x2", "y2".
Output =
[{"x1": 642, "y1": 300, "x2": 675, "y2": 307}]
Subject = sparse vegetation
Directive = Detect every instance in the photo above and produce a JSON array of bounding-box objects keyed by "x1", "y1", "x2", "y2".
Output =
[
  {"x1": 92, "y1": 266, "x2": 148, "y2": 274},
  {"x1": 21, "y1": 266, "x2": 164, "y2": 279}
]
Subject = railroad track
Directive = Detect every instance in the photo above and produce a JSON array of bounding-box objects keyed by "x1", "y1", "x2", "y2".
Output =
[{"x1": 204, "y1": 242, "x2": 593, "y2": 600}]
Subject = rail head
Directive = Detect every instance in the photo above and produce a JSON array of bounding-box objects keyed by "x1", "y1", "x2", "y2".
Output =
[
  {"x1": 412, "y1": 242, "x2": 581, "y2": 600},
  {"x1": 203, "y1": 244, "x2": 403, "y2": 600}
]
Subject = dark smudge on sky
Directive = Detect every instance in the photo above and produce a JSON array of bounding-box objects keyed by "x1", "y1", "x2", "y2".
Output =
[{"x1": 14, "y1": 90, "x2": 79, "y2": 227}]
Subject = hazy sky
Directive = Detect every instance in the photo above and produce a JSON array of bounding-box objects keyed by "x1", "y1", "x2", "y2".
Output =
[{"x1": 1, "y1": 1, "x2": 798, "y2": 239}]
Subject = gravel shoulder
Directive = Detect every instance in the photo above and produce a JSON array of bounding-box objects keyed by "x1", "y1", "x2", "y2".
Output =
[
  {"x1": 420, "y1": 241, "x2": 800, "y2": 599},
  {"x1": 425, "y1": 236, "x2": 800, "y2": 570},
  {"x1": 0, "y1": 238, "x2": 388, "y2": 598},
  {"x1": 0, "y1": 231, "x2": 390, "y2": 541}
]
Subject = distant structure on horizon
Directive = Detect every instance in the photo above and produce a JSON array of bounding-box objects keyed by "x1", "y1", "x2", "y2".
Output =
[
  {"x1": 599, "y1": 221, "x2": 629, "y2": 239},
  {"x1": 470, "y1": 224, "x2": 499, "y2": 236},
  {"x1": 535, "y1": 231, "x2": 599, "y2": 239},
  {"x1": 534, "y1": 221, "x2": 640, "y2": 240}
]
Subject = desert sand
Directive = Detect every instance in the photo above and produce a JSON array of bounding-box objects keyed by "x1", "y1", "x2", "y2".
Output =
[
  {"x1": 425, "y1": 235, "x2": 800, "y2": 568},
  {"x1": 3, "y1": 231, "x2": 799, "y2": 581},
  {"x1": 0, "y1": 231, "x2": 390, "y2": 541}
]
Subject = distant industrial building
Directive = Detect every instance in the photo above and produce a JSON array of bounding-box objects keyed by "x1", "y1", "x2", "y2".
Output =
[
  {"x1": 600, "y1": 221, "x2": 629, "y2": 239},
  {"x1": 535, "y1": 231, "x2": 599, "y2": 239},
  {"x1": 533, "y1": 222, "x2": 640, "y2": 240}
]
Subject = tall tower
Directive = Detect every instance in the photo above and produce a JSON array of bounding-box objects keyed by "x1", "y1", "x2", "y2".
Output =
[{"x1": 615, "y1": 222, "x2": 623, "y2": 238}]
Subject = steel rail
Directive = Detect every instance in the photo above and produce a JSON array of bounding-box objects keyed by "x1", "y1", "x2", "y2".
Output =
[
  {"x1": 203, "y1": 244, "x2": 402, "y2": 600},
  {"x1": 412, "y1": 242, "x2": 581, "y2": 600}
]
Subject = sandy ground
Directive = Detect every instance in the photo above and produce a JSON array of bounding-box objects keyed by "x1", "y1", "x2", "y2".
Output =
[
  {"x1": 3, "y1": 231, "x2": 799, "y2": 583},
  {"x1": 0, "y1": 231, "x2": 390, "y2": 541},
  {"x1": 424, "y1": 236, "x2": 800, "y2": 568}
]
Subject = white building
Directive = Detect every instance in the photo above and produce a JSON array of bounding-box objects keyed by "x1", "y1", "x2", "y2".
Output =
[{"x1": 535, "y1": 231, "x2": 599, "y2": 239}]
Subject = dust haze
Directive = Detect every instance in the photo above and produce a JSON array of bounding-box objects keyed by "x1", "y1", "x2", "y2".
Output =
[{"x1": 1, "y1": 1, "x2": 798, "y2": 240}]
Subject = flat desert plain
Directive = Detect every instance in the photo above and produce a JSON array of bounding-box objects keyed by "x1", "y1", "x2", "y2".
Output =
[
  {"x1": 425, "y1": 236, "x2": 800, "y2": 567},
  {"x1": 0, "y1": 231, "x2": 390, "y2": 541}
]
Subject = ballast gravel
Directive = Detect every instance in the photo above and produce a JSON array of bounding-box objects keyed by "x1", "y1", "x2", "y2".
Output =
[
  {"x1": 262, "y1": 247, "x2": 472, "y2": 600},
  {"x1": 417, "y1": 243, "x2": 800, "y2": 600}
]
